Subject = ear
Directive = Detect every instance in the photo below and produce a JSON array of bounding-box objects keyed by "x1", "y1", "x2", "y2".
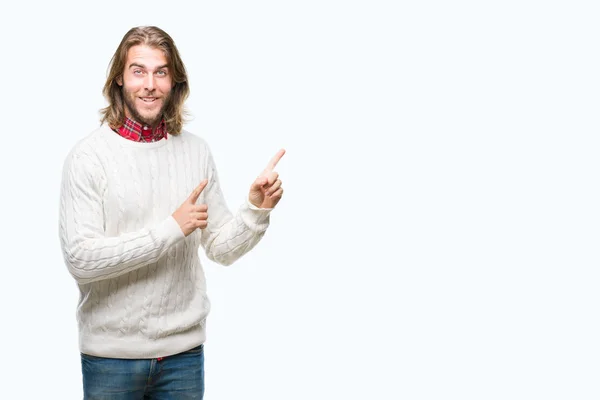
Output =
[{"x1": 116, "y1": 75, "x2": 123, "y2": 86}]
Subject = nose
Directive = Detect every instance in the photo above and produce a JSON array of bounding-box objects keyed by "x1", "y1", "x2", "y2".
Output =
[{"x1": 144, "y1": 73, "x2": 155, "y2": 91}]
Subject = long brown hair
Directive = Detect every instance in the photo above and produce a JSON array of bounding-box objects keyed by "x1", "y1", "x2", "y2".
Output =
[{"x1": 100, "y1": 26, "x2": 189, "y2": 135}]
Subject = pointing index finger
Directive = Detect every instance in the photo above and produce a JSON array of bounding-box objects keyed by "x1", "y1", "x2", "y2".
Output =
[
  {"x1": 189, "y1": 179, "x2": 208, "y2": 203},
  {"x1": 265, "y1": 148, "x2": 286, "y2": 172}
]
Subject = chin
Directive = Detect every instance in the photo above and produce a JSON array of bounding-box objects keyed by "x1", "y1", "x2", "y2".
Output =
[{"x1": 137, "y1": 111, "x2": 160, "y2": 123}]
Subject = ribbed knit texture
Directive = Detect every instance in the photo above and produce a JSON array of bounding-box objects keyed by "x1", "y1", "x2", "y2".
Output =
[{"x1": 59, "y1": 124, "x2": 271, "y2": 359}]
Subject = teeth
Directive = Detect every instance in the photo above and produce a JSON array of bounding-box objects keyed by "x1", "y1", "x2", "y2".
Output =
[{"x1": 141, "y1": 98, "x2": 156, "y2": 102}]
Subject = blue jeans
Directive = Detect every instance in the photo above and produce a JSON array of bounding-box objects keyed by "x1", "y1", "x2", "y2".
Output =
[{"x1": 81, "y1": 344, "x2": 204, "y2": 399}]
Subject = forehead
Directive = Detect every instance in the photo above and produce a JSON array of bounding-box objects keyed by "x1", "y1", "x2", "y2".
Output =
[{"x1": 126, "y1": 44, "x2": 168, "y2": 67}]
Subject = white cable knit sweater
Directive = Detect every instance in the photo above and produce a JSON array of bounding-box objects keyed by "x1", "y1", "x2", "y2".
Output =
[{"x1": 59, "y1": 124, "x2": 271, "y2": 359}]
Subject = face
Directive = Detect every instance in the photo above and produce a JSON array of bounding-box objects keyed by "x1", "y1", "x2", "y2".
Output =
[{"x1": 117, "y1": 45, "x2": 173, "y2": 128}]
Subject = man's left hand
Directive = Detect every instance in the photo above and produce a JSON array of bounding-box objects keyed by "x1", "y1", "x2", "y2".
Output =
[{"x1": 248, "y1": 149, "x2": 285, "y2": 209}]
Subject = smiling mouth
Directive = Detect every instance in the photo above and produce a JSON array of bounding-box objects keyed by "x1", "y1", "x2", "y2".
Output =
[{"x1": 140, "y1": 97, "x2": 158, "y2": 103}]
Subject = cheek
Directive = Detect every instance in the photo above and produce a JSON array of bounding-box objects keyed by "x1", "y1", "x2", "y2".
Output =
[
  {"x1": 158, "y1": 81, "x2": 173, "y2": 94},
  {"x1": 123, "y1": 78, "x2": 143, "y2": 93}
]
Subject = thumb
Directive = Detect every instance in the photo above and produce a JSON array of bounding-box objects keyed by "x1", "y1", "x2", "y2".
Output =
[
  {"x1": 188, "y1": 179, "x2": 209, "y2": 203},
  {"x1": 250, "y1": 176, "x2": 268, "y2": 192}
]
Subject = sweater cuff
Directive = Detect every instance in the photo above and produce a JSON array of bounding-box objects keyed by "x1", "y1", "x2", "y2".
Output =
[
  {"x1": 153, "y1": 216, "x2": 186, "y2": 246},
  {"x1": 241, "y1": 199, "x2": 271, "y2": 232},
  {"x1": 246, "y1": 198, "x2": 273, "y2": 211}
]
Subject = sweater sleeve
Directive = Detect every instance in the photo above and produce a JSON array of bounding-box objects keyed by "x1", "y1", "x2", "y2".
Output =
[
  {"x1": 199, "y1": 145, "x2": 271, "y2": 266},
  {"x1": 58, "y1": 149, "x2": 185, "y2": 284}
]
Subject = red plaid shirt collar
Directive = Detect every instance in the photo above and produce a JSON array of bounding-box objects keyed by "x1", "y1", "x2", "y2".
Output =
[{"x1": 114, "y1": 117, "x2": 168, "y2": 143}]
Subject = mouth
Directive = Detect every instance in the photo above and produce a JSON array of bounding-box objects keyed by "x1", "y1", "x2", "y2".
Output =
[{"x1": 139, "y1": 97, "x2": 158, "y2": 103}]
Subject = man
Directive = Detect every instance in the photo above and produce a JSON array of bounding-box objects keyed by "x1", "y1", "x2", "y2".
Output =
[{"x1": 59, "y1": 26, "x2": 284, "y2": 399}]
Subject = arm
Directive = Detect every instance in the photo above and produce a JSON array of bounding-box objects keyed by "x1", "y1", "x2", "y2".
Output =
[
  {"x1": 58, "y1": 151, "x2": 185, "y2": 285},
  {"x1": 199, "y1": 148, "x2": 274, "y2": 266}
]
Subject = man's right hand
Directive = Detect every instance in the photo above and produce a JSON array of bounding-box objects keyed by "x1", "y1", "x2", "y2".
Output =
[{"x1": 172, "y1": 179, "x2": 209, "y2": 236}]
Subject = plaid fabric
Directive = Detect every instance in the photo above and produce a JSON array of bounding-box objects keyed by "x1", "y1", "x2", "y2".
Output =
[{"x1": 116, "y1": 117, "x2": 168, "y2": 143}]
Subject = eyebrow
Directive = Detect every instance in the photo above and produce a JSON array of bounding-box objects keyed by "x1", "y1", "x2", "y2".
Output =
[{"x1": 128, "y1": 63, "x2": 169, "y2": 71}]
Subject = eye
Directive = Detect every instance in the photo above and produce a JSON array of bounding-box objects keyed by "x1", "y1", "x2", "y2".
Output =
[
  {"x1": 133, "y1": 69, "x2": 144, "y2": 75},
  {"x1": 156, "y1": 70, "x2": 167, "y2": 77}
]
